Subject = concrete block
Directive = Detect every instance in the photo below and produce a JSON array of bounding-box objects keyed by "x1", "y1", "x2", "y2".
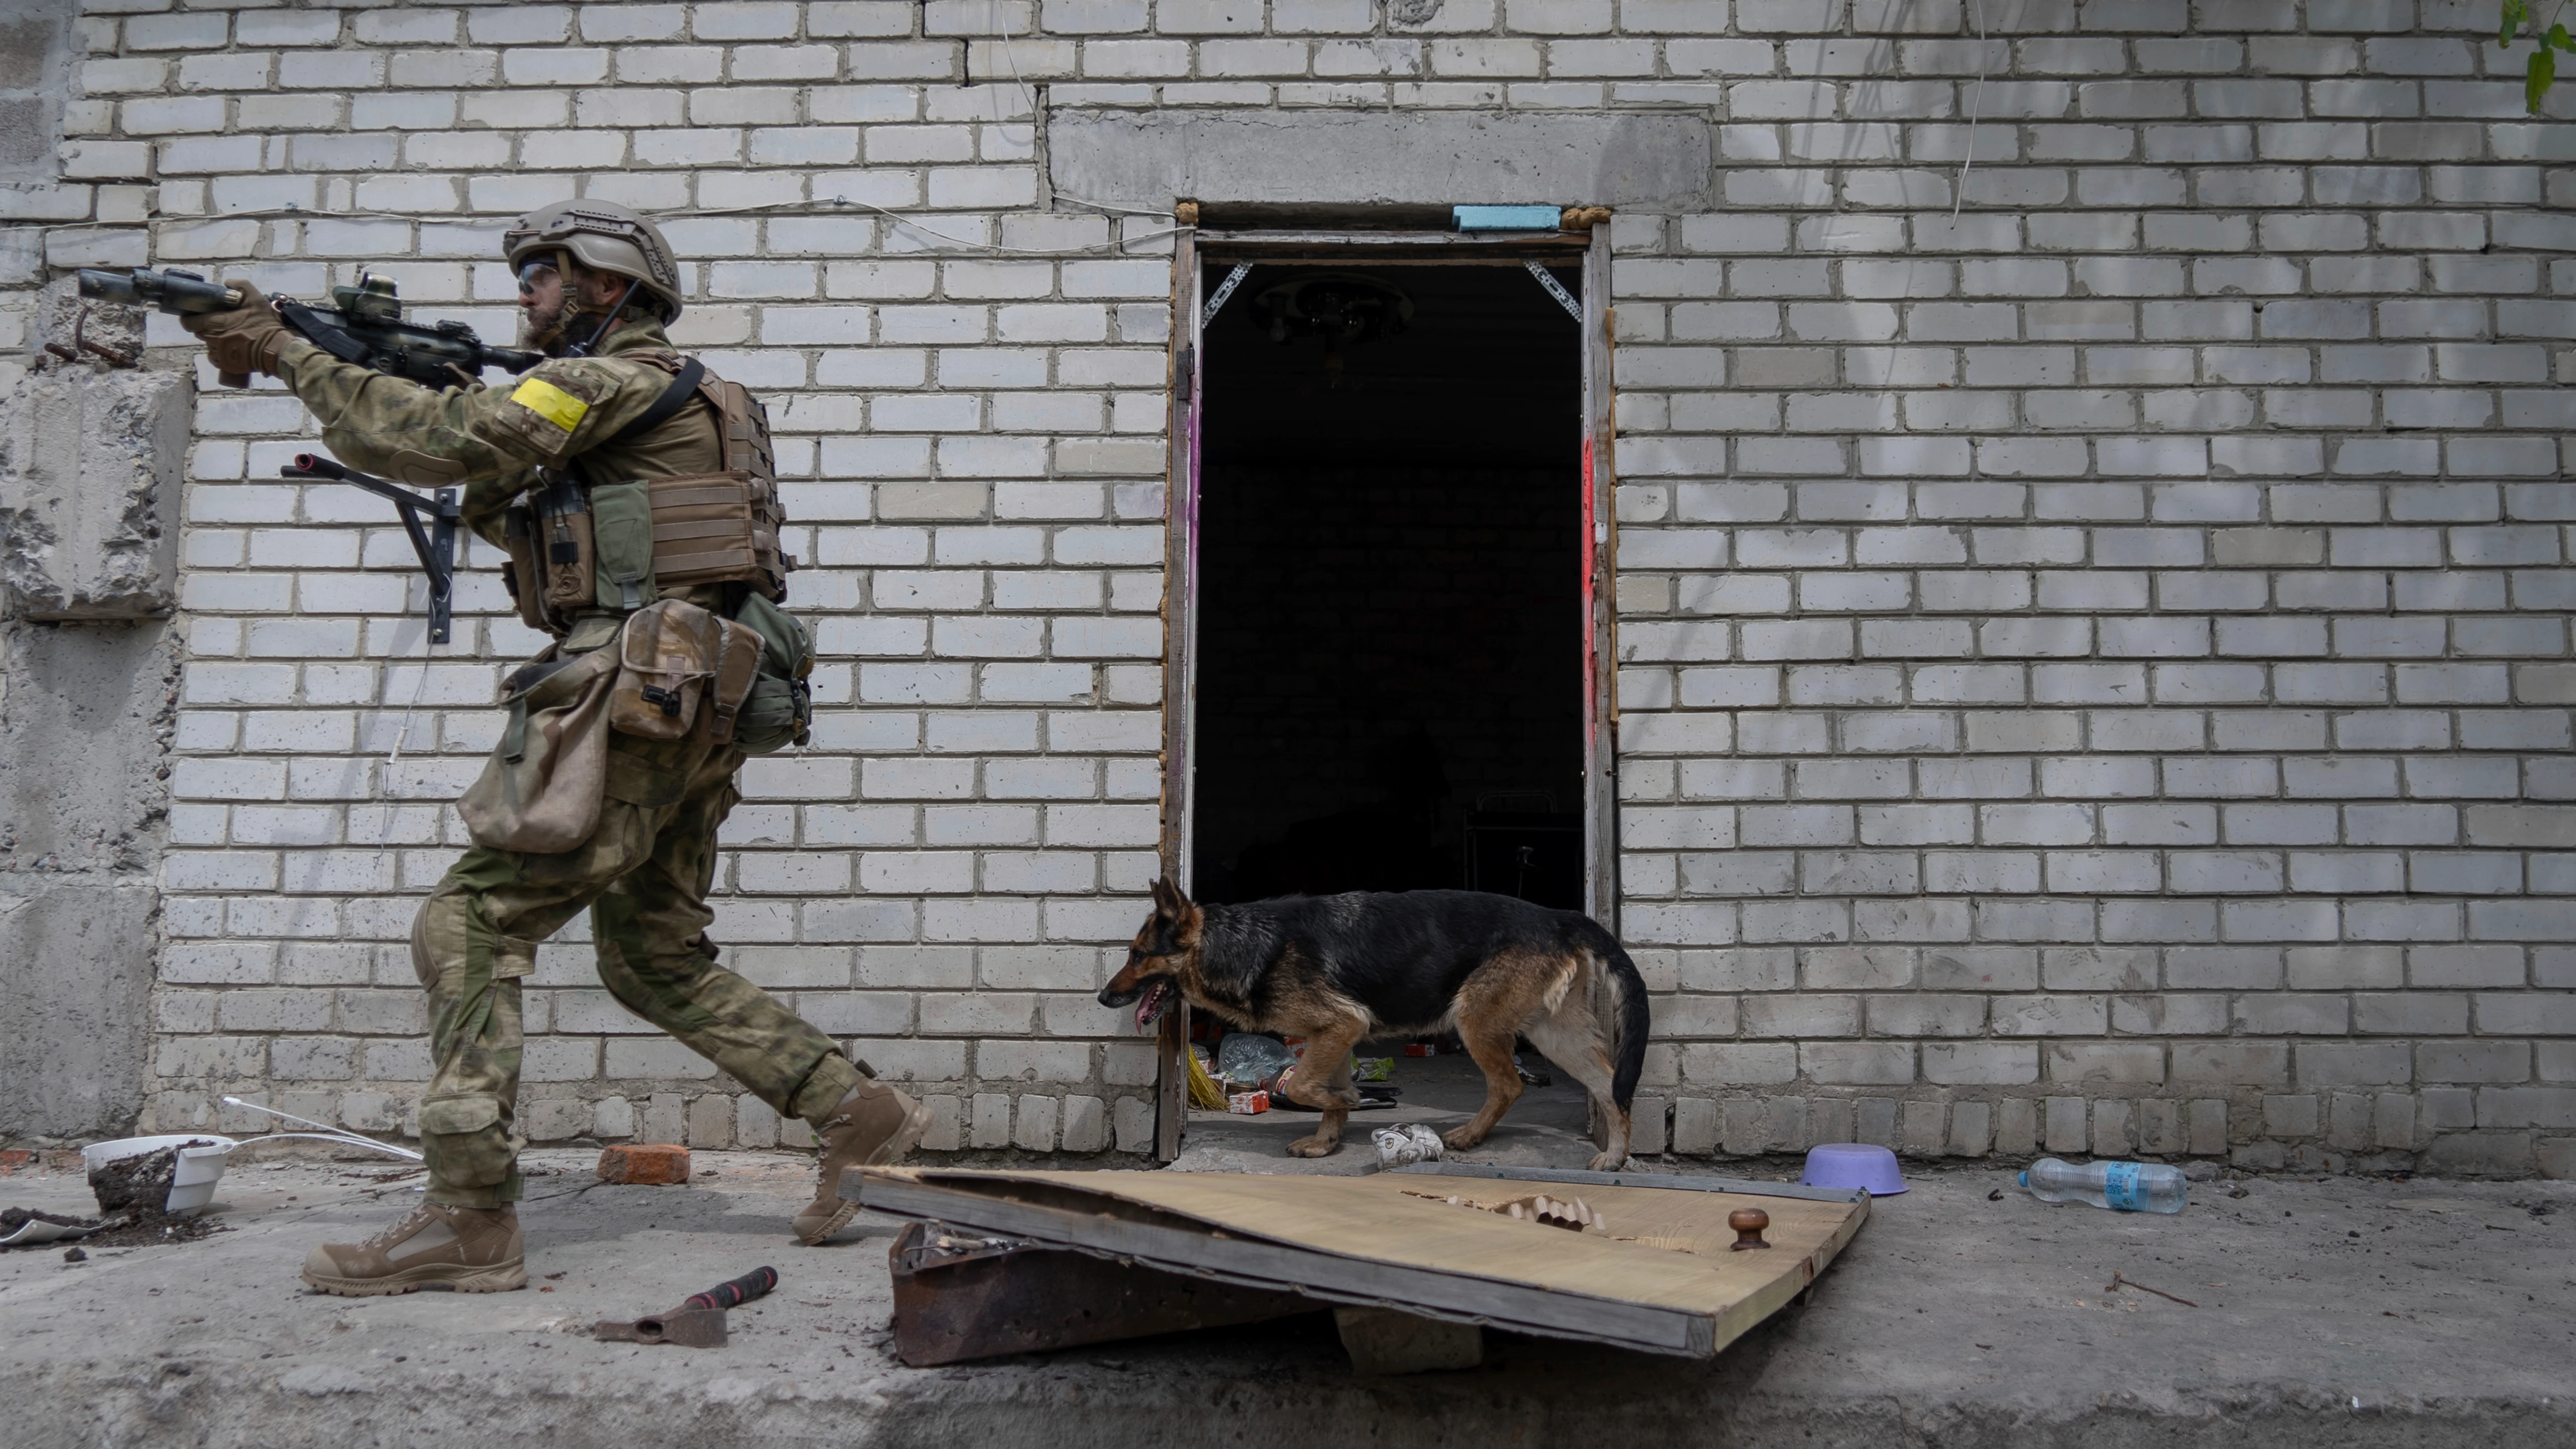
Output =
[
  {"x1": 686, "y1": 1093, "x2": 733, "y2": 1148},
  {"x1": 1996, "y1": 1098, "x2": 2039, "y2": 1156},
  {"x1": 971, "y1": 1092, "x2": 1013, "y2": 1148},
  {"x1": 2, "y1": 311, "x2": 188, "y2": 619},
  {"x1": 1048, "y1": 108, "x2": 1711, "y2": 208},
  {"x1": 0, "y1": 882, "x2": 155, "y2": 1139},
  {"x1": 1113, "y1": 1095, "x2": 1154, "y2": 1152},
  {"x1": 1948, "y1": 1101, "x2": 1993, "y2": 1156},
  {"x1": 1671, "y1": 1095, "x2": 1719, "y2": 1154},
  {"x1": 2044, "y1": 1095, "x2": 2088, "y2": 1152}
]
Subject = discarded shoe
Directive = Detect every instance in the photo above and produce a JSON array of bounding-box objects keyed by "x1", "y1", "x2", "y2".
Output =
[
  {"x1": 794, "y1": 1078, "x2": 931, "y2": 1245},
  {"x1": 300, "y1": 1203, "x2": 525, "y2": 1297}
]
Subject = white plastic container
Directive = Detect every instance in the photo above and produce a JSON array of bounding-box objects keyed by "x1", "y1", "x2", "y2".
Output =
[{"x1": 80, "y1": 1134, "x2": 238, "y2": 1216}]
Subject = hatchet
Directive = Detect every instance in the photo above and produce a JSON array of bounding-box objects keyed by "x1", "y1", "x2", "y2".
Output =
[{"x1": 593, "y1": 1266, "x2": 777, "y2": 1348}]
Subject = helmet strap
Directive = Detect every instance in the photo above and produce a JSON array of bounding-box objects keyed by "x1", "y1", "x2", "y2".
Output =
[{"x1": 566, "y1": 277, "x2": 642, "y2": 359}]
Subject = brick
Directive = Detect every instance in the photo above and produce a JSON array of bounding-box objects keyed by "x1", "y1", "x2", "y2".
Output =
[{"x1": 594, "y1": 1143, "x2": 691, "y2": 1185}]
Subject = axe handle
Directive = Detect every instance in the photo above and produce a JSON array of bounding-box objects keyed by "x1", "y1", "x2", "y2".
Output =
[{"x1": 685, "y1": 1265, "x2": 777, "y2": 1312}]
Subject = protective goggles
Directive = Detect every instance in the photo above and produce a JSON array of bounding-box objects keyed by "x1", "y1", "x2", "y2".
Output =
[{"x1": 515, "y1": 256, "x2": 560, "y2": 291}]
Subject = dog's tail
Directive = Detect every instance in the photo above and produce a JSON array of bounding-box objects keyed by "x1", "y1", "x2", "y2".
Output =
[{"x1": 1578, "y1": 922, "x2": 1652, "y2": 1110}]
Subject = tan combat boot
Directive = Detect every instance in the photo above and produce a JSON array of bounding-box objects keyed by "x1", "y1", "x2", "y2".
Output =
[
  {"x1": 300, "y1": 1203, "x2": 526, "y2": 1297},
  {"x1": 794, "y1": 1078, "x2": 932, "y2": 1245}
]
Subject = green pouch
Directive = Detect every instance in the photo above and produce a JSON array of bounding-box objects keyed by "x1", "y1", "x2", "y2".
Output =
[
  {"x1": 589, "y1": 479, "x2": 656, "y2": 612},
  {"x1": 727, "y1": 590, "x2": 814, "y2": 755}
]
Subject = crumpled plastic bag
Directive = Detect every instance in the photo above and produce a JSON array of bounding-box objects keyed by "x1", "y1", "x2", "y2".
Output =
[
  {"x1": 1372, "y1": 1122, "x2": 1445, "y2": 1169},
  {"x1": 1213, "y1": 1033, "x2": 1298, "y2": 1092}
]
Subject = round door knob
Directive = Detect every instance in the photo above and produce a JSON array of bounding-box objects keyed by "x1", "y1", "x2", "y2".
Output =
[{"x1": 1728, "y1": 1206, "x2": 1772, "y2": 1251}]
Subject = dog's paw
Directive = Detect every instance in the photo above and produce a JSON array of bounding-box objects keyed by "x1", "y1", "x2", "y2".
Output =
[
  {"x1": 1286, "y1": 1136, "x2": 1340, "y2": 1158},
  {"x1": 1586, "y1": 1151, "x2": 1633, "y2": 1172},
  {"x1": 1439, "y1": 1126, "x2": 1485, "y2": 1152}
]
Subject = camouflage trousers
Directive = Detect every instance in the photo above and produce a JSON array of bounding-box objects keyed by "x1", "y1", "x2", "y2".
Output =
[{"x1": 411, "y1": 727, "x2": 861, "y2": 1207}]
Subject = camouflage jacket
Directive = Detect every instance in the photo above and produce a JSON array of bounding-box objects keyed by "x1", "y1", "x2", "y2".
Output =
[{"x1": 275, "y1": 317, "x2": 724, "y2": 552}]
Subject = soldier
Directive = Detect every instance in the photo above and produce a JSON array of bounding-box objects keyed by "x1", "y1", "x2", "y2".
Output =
[{"x1": 182, "y1": 200, "x2": 928, "y2": 1296}]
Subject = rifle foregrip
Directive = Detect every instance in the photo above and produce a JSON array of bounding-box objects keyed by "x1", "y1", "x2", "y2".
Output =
[
  {"x1": 684, "y1": 1266, "x2": 777, "y2": 1312},
  {"x1": 216, "y1": 371, "x2": 251, "y2": 390}
]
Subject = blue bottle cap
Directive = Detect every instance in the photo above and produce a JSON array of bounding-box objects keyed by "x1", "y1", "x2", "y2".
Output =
[{"x1": 2016, "y1": 1171, "x2": 2028, "y2": 1187}]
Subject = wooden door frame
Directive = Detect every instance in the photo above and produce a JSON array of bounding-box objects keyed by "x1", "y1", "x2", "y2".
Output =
[{"x1": 1151, "y1": 223, "x2": 1616, "y2": 1163}]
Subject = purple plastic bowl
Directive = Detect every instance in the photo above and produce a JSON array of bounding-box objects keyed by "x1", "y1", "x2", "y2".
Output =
[{"x1": 1802, "y1": 1143, "x2": 1907, "y2": 1196}]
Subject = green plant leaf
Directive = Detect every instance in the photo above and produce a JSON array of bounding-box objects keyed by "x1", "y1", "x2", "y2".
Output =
[
  {"x1": 2503, "y1": 0, "x2": 2528, "y2": 46},
  {"x1": 2530, "y1": 45, "x2": 2556, "y2": 113},
  {"x1": 2551, "y1": 20, "x2": 2576, "y2": 49}
]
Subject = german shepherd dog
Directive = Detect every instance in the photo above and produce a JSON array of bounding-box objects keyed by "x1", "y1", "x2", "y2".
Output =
[{"x1": 1099, "y1": 881, "x2": 1651, "y2": 1169}]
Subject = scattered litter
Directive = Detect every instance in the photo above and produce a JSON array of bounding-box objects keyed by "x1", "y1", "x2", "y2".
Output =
[
  {"x1": 2, "y1": 1196, "x2": 224, "y2": 1252},
  {"x1": 1987, "y1": 1188, "x2": 2005, "y2": 1201},
  {"x1": 0, "y1": 1207, "x2": 98, "y2": 1247},
  {"x1": 2020, "y1": 1158, "x2": 2187, "y2": 1214},
  {"x1": 1225, "y1": 1090, "x2": 1270, "y2": 1115},
  {"x1": 2105, "y1": 1271, "x2": 2197, "y2": 1307},
  {"x1": 1353, "y1": 1056, "x2": 1393, "y2": 1083},
  {"x1": 1213, "y1": 1033, "x2": 1298, "y2": 1092},
  {"x1": 1372, "y1": 1123, "x2": 1445, "y2": 1169}
]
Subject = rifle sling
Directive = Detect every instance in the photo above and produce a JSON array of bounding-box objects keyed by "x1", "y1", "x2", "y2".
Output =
[
  {"x1": 604, "y1": 357, "x2": 707, "y2": 447},
  {"x1": 277, "y1": 299, "x2": 374, "y2": 369}
]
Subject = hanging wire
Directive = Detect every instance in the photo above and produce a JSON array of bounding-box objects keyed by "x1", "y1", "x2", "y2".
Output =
[{"x1": 1951, "y1": 0, "x2": 1990, "y2": 226}]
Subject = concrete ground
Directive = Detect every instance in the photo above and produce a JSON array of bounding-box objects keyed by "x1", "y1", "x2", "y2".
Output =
[{"x1": 4, "y1": 1077, "x2": 2572, "y2": 1449}]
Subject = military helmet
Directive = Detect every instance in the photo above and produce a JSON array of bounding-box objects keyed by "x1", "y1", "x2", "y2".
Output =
[{"x1": 503, "y1": 199, "x2": 685, "y2": 322}]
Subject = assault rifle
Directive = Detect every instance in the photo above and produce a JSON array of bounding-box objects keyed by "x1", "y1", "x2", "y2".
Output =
[
  {"x1": 76, "y1": 267, "x2": 542, "y2": 391},
  {"x1": 76, "y1": 267, "x2": 516, "y2": 647}
]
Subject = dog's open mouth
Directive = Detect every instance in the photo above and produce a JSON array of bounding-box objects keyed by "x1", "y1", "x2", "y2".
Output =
[{"x1": 1136, "y1": 980, "x2": 1173, "y2": 1028}]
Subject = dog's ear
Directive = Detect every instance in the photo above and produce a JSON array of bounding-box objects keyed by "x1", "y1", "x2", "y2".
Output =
[{"x1": 1147, "y1": 877, "x2": 1202, "y2": 948}]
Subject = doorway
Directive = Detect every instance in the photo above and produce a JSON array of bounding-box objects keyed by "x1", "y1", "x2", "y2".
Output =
[{"x1": 1188, "y1": 261, "x2": 1588, "y2": 908}]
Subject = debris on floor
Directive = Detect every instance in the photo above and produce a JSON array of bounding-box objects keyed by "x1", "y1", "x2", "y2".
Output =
[
  {"x1": 89, "y1": 1142, "x2": 194, "y2": 1214},
  {"x1": 597, "y1": 1144, "x2": 692, "y2": 1185},
  {"x1": 859, "y1": 1162, "x2": 1868, "y2": 1370},
  {"x1": 593, "y1": 1265, "x2": 777, "y2": 1348},
  {"x1": 0, "y1": 1206, "x2": 97, "y2": 1247}
]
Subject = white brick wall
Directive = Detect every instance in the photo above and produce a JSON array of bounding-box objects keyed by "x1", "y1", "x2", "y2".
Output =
[{"x1": 4, "y1": 0, "x2": 2568, "y2": 1176}]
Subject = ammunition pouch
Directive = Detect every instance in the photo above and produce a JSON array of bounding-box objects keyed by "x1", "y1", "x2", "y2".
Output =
[
  {"x1": 607, "y1": 598, "x2": 761, "y2": 744},
  {"x1": 456, "y1": 642, "x2": 620, "y2": 853},
  {"x1": 726, "y1": 590, "x2": 815, "y2": 755},
  {"x1": 498, "y1": 474, "x2": 602, "y2": 636}
]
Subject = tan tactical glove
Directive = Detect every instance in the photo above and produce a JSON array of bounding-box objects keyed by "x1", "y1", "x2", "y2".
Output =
[{"x1": 179, "y1": 280, "x2": 292, "y2": 379}]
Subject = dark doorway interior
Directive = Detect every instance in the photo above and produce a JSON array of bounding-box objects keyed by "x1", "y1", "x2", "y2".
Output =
[{"x1": 1191, "y1": 261, "x2": 1585, "y2": 909}]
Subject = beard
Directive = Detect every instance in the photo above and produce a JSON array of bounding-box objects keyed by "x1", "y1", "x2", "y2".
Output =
[{"x1": 516, "y1": 300, "x2": 570, "y2": 355}]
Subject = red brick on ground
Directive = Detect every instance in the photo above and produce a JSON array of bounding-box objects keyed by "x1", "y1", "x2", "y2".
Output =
[{"x1": 596, "y1": 1144, "x2": 691, "y2": 1185}]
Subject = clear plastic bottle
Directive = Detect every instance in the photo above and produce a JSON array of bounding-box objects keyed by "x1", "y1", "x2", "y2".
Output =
[{"x1": 2016, "y1": 1157, "x2": 2188, "y2": 1214}]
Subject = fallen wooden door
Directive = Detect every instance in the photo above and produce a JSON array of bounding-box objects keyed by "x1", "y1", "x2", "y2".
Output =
[{"x1": 860, "y1": 1162, "x2": 1868, "y2": 1361}]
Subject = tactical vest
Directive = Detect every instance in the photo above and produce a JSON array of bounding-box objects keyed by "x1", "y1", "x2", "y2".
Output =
[
  {"x1": 497, "y1": 353, "x2": 814, "y2": 752},
  {"x1": 499, "y1": 353, "x2": 791, "y2": 633}
]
